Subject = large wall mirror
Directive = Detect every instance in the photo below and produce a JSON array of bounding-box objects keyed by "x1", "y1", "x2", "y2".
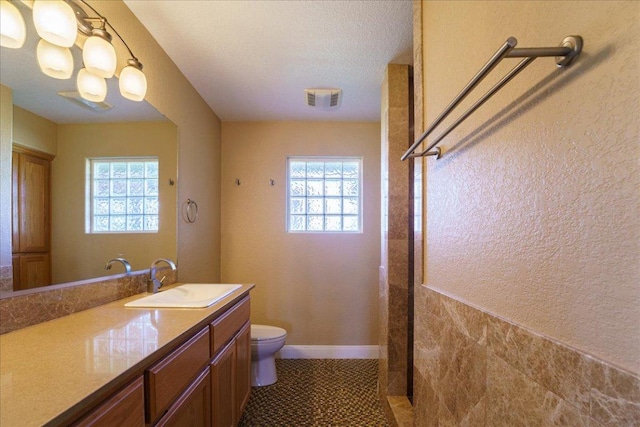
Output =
[{"x1": 0, "y1": 1, "x2": 177, "y2": 295}]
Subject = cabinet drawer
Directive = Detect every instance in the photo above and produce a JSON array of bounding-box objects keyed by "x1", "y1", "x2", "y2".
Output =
[
  {"x1": 74, "y1": 377, "x2": 144, "y2": 427},
  {"x1": 210, "y1": 297, "x2": 250, "y2": 354},
  {"x1": 146, "y1": 327, "x2": 210, "y2": 423}
]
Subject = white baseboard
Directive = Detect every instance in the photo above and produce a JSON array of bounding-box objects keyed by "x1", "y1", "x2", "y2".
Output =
[{"x1": 278, "y1": 345, "x2": 379, "y2": 359}]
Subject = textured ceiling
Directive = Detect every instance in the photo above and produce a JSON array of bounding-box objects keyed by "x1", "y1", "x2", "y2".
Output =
[{"x1": 124, "y1": 0, "x2": 413, "y2": 122}]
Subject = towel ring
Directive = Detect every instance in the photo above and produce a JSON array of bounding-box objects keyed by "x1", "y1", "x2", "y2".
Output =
[{"x1": 184, "y1": 199, "x2": 198, "y2": 223}]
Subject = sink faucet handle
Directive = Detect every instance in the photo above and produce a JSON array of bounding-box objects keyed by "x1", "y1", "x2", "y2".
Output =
[{"x1": 148, "y1": 258, "x2": 177, "y2": 293}]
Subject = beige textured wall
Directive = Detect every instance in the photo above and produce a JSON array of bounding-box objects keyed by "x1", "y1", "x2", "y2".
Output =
[
  {"x1": 12, "y1": 106, "x2": 57, "y2": 155},
  {"x1": 0, "y1": 85, "x2": 12, "y2": 269},
  {"x1": 51, "y1": 122, "x2": 177, "y2": 284},
  {"x1": 422, "y1": 1, "x2": 639, "y2": 372},
  {"x1": 221, "y1": 121, "x2": 381, "y2": 345},
  {"x1": 95, "y1": 1, "x2": 222, "y2": 282}
]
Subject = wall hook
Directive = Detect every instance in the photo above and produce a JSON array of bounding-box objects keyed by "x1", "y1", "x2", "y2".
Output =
[
  {"x1": 269, "y1": 179, "x2": 276, "y2": 186},
  {"x1": 235, "y1": 178, "x2": 241, "y2": 186}
]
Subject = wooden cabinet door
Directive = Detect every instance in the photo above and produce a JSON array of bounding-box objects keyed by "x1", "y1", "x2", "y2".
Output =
[
  {"x1": 11, "y1": 152, "x2": 19, "y2": 254},
  {"x1": 235, "y1": 323, "x2": 251, "y2": 418},
  {"x1": 17, "y1": 153, "x2": 50, "y2": 253},
  {"x1": 210, "y1": 340, "x2": 236, "y2": 427},
  {"x1": 12, "y1": 148, "x2": 52, "y2": 291},
  {"x1": 156, "y1": 369, "x2": 211, "y2": 427},
  {"x1": 11, "y1": 254, "x2": 20, "y2": 290},
  {"x1": 74, "y1": 377, "x2": 145, "y2": 427},
  {"x1": 17, "y1": 253, "x2": 50, "y2": 290}
]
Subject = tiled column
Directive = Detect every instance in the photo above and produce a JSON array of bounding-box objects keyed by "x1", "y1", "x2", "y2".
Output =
[{"x1": 380, "y1": 64, "x2": 413, "y2": 404}]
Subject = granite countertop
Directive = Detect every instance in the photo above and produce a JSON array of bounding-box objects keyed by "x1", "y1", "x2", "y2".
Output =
[{"x1": 0, "y1": 283, "x2": 254, "y2": 427}]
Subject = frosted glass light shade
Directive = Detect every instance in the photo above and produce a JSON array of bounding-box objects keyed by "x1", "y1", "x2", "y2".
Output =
[
  {"x1": 119, "y1": 65, "x2": 147, "y2": 101},
  {"x1": 37, "y1": 39, "x2": 73, "y2": 79},
  {"x1": 32, "y1": 0, "x2": 77, "y2": 47},
  {"x1": 77, "y1": 68, "x2": 107, "y2": 102},
  {"x1": 0, "y1": 0, "x2": 26, "y2": 48},
  {"x1": 83, "y1": 35, "x2": 116, "y2": 78}
]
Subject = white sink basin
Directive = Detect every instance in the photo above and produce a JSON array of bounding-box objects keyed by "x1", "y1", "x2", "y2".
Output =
[{"x1": 124, "y1": 284, "x2": 243, "y2": 308}]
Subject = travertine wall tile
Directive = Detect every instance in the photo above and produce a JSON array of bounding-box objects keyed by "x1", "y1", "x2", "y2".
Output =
[
  {"x1": 438, "y1": 327, "x2": 486, "y2": 422},
  {"x1": 459, "y1": 395, "x2": 486, "y2": 427},
  {"x1": 487, "y1": 315, "x2": 591, "y2": 413},
  {"x1": 486, "y1": 354, "x2": 590, "y2": 426},
  {"x1": 438, "y1": 399, "x2": 457, "y2": 426},
  {"x1": 388, "y1": 239, "x2": 409, "y2": 287},
  {"x1": 414, "y1": 368, "x2": 438, "y2": 427},
  {"x1": 388, "y1": 370, "x2": 406, "y2": 396},
  {"x1": 440, "y1": 293, "x2": 488, "y2": 346},
  {"x1": 386, "y1": 396, "x2": 414, "y2": 427},
  {"x1": 589, "y1": 357, "x2": 640, "y2": 426},
  {"x1": 0, "y1": 265, "x2": 12, "y2": 293},
  {"x1": 415, "y1": 287, "x2": 640, "y2": 426},
  {"x1": 388, "y1": 195, "x2": 410, "y2": 239},
  {"x1": 379, "y1": 266, "x2": 389, "y2": 399},
  {"x1": 380, "y1": 64, "x2": 412, "y2": 403}
]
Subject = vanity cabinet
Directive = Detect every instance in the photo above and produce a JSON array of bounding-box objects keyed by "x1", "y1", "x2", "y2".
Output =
[
  {"x1": 1, "y1": 286, "x2": 255, "y2": 427},
  {"x1": 66, "y1": 296, "x2": 251, "y2": 427}
]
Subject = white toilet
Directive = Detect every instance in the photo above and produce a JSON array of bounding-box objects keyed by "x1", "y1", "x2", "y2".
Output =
[{"x1": 250, "y1": 324, "x2": 287, "y2": 386}]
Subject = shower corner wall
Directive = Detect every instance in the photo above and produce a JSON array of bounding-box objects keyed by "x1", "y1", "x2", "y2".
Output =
[{"x1": 379, "y1": 62, "x2": 416, "y2": 427}]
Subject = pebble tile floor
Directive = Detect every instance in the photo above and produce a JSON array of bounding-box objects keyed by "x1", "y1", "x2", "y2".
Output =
[{"x1": 239, "y1": 359, "x2": 390, "y2": 426}]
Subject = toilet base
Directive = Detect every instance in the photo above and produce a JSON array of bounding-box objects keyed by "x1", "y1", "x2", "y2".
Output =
[{"x1": 251, "y1": 356, "x2": 277, "y2": 386}]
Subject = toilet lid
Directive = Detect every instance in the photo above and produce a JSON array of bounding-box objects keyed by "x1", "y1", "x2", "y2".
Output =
[{"x1": 251, "y1": 324, "x2": 287, "y2": 341}]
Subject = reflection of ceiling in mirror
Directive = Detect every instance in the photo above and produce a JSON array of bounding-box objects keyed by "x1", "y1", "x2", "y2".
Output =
[{"x1": 0, "y1": 1, "x2": 165, "y2": 124}]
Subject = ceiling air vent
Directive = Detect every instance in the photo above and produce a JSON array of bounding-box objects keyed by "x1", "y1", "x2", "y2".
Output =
[
  {"x1": 304, "y1": 89, "x2": 342, "y2": 109},
  {"x1": 58, "y1": 91, "x2": 113, "y2": 112}
]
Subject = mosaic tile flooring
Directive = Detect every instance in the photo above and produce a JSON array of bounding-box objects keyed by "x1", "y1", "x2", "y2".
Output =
[{"x1": 239, "y1": 359, "x2": 390, "y2": 426}]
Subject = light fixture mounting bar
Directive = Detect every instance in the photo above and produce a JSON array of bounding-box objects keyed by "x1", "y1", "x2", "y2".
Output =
[{"x1": 72, "y1": 0, "x2": 141, "y2": 63}]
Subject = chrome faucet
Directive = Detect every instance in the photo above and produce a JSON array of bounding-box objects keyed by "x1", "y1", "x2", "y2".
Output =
[
  {"x1": 148, "y1": 258, "x2": 177, "y2": 293},
  {"x1": 104, "y1": 258, "x2": 132, "y2": 274}
]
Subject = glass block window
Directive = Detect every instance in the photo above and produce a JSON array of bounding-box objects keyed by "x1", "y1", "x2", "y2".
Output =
[
  {"x1": 287, "y1": 157, "x2": 362, "y2": 232},
  {"x1": 88, "y1": 158, "x2": 159, "y2": 233}
]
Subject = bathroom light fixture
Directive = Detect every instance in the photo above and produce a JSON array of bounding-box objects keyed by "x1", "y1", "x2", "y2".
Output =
[
  {"x1": 119, "y1": 58, "x2": 147, "y2": 101},
  {"x1": 5, "y1": 0, "x2": 148, "y2": 103},
  {"x1": 77, "y1": 67, "x2": 106, "y2": 102},
  {"x1": 82, "y1": 19, "x2": 116, "y2": 78},
  {"x1": 0, "y1": 0, "x2": 26, "y2": 49},
  {"x1": 32, "y1": 0, "x2": 77, "y2": 48},
  {"x1": 36, "y1": 39, "x2": 73, "y2": 79},
  {"x1": 74, "y1": 0, "x2": 147, "y2": 101}
]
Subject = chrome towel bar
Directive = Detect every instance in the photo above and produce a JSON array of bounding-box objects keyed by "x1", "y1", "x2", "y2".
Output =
[{"x1": 401, "y1": 36, "x2": 583, "y2": 161}]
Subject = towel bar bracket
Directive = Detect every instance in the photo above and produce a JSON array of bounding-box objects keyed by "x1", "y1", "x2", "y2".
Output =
[
  {"x1": 409, "y1": 147, "x2": 441, "y2": 160},
  {"x1": 555, "y1": 35, "x2": 583, "y2": 67},
  {"x1": 504, "y1": 36, "x2": 583, "y2": 67}
]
